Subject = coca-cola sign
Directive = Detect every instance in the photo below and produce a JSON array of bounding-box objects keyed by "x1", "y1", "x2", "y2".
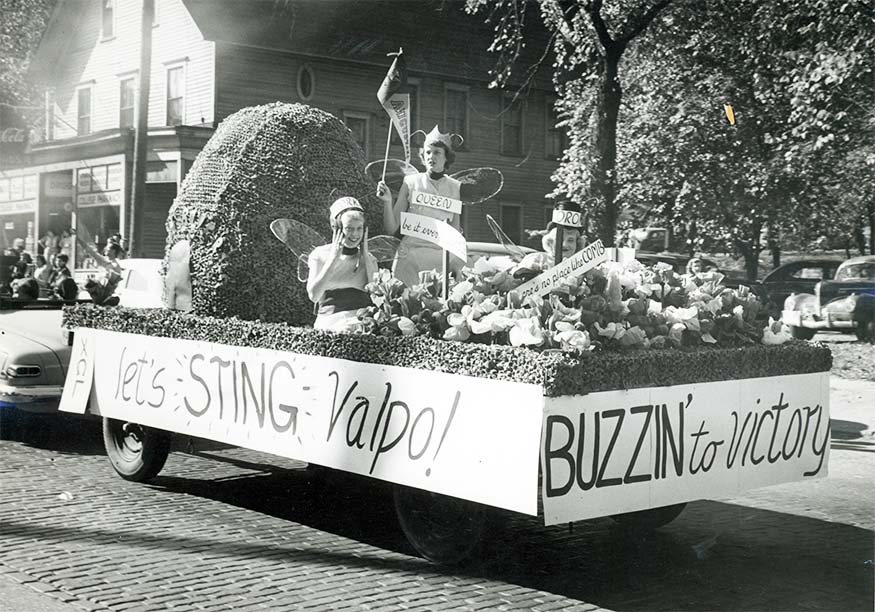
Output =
[{"x1": 0, "y1": 127, "x2": 30, "y2": 143}]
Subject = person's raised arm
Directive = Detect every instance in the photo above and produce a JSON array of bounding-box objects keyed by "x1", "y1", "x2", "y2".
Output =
[
  {"x1": 380, "y1": 180, "x2": 409, "y2": 236},
  {"x1": 306, "y1": 230, "x2": 342, "y2": 303}
]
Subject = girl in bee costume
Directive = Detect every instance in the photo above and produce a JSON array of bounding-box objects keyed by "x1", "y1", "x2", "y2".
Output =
[
  {"x1": 378, "y1": 126, "x2": 465, "y2": 287},
  {"x1": 306, "y1": 196, "x2": 378, "y2": 331}
]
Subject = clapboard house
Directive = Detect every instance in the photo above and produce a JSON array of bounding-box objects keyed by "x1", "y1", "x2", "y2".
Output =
[{"x1": 5, "y1": 0, "x2": 563, "y2": 265}]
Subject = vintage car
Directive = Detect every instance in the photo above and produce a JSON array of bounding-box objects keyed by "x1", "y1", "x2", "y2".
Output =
[
  {"x1": 781, "y1": 255, "x2": 875, "y2": 341},
  {"x1": 0, "y1": 259, "x2": 163, "y2": 420},
  {"x1": 761, "y1": 257, "x2": 843, "y2": 313}
]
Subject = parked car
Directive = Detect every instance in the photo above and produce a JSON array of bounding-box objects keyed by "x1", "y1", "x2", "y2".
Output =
[
  {"x1": 781, "y1": 255, "x2": 875, "y2": 341},
  {"x1": 0, "y1": 299, "x2": 73, "y2": 415},
  {"x1": 760, "y1": 257, "x2": 843, "y2": 313},
  {"x1": 1, "y1": 259, "x2": 164, "y2": 419}
]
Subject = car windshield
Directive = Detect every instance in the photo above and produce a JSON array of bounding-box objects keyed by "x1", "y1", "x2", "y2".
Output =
[{"x1": 835, "y1": 262, "x2": 875, "y2": 281}]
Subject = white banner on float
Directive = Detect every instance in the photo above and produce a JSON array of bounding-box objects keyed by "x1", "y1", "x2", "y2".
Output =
[
  {"x1": 513, "y1": 239, "x2": 609, "y2": 301},
  {"x1": 400, "y1": 212, "x2": 467, "y2": 261},
  {"x1": 541, "y1": 372, "x2": 830, "y2": 525},
  {"x1": 61, "y1": 329, "x2": 544, "y2": 515}
]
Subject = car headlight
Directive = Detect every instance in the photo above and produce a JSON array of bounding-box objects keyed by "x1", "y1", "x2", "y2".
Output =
[{"x1": 4, "y1": 364, "x2": 42, "y2": 378}]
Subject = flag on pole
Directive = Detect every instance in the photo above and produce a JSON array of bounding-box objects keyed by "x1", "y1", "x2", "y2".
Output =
[{"x1": 377, "y1": 48, "x2": 411, "y2": 163}]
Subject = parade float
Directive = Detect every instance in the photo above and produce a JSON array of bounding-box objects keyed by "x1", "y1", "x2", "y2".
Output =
[{"x1": 60, "y1": 103, "x2": 832, "y2": 564}]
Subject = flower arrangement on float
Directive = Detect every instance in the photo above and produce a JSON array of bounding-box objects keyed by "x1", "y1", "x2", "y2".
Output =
[{"x1": 353, "y1": 255, "x2": 793, "y2": 352}]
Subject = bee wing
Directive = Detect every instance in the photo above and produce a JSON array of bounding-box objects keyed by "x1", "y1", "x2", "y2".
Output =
[
  {"x1": 367, "y1": 234, "x2": 408, "y2": 264},
  {"x1": 366, "y1": 158, "x2": 419, "y2": 193},
  {"x1": 485, "y1": 214, "x2": 528, "y2": 262},
  {"x1": 296, "y1": 254, "x2": 311, "y2": 283},
  {"x1": 270, "y1": 218, "x2": 327, "y2": 283},
  {"x1": 452, "y1": 167, "x2": 504, "y2": 206}
]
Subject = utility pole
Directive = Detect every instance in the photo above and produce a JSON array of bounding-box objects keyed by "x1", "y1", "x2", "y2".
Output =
[{"x1": 128, "y1": 0, "x2": 154, "y2": 257}]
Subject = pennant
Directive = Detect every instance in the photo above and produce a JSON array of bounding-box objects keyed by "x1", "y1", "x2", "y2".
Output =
[{"x1": 377, "y1": 49, "x2": 411, "y2": 163}]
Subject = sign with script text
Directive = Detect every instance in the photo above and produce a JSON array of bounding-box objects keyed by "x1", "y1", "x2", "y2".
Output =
[
  {"x1": 513, "y1": 239, "x2": 609, "y2": 300},
  {"x1": 61, "y1": 329, "x2": 543, "y2": 514},
  {"x1": 411, "y1": 190, "x2": 463, "y2": 215},
  {"x1": 400, "y1": 212, "x2": 467, "y2": 261},
  {"x1": 541, "y1": 372, "x2": 830, "y2": 525}
]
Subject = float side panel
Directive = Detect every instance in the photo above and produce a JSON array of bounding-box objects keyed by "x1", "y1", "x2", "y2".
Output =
[
  {"x1": 541, "y1": 372, "x2": 829, "y2": 525},
  {"x1": 63, "y1": 329, "x2": 544, "y2": 515}
]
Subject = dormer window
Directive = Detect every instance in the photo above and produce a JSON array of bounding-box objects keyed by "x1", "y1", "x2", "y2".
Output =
[{"x1": 102, "y1": 0, "x2": 114, "y2": 39}]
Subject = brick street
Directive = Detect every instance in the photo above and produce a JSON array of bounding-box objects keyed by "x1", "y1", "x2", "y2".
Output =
[{"x1": 1, "y1": 378, "x2": 872, "y2": 612}]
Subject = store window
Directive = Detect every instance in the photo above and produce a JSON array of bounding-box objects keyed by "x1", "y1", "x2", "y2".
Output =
[
  {"x1": 0, "y1": 176, "x2": 38, "y2": 257},
  {"x1": 75, "y1": 164, "x2": 123, "y2": 268},
  {"x1": 343, "y1": 111, "x2": 370, "y2": 157},
  {"x1": 499, "y1": 203, "x2": 523, "y2": 244},
  {"x1": 77, "y1": 87, "x2": 92, "y2": 136},
  {"x1": 119, "y1": 76, "x2": 136, "y2": 129},
  {"x1": 501, "y1": 93, "x2": 524, "y2": 156},
  {"x1": 101, "y1": 0, "x2": 115, "y2": 39},
  {"x1": 166, "y1": 65, "x2": 185, "y2": 126},
  {"x1": 444, "y1": 85, "x2": 468, "y2": 145}
]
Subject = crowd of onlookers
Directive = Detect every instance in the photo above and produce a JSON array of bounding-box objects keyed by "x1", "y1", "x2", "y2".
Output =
[{"x1": 1, "y1": 232, "x2": 126, "y2": 301}]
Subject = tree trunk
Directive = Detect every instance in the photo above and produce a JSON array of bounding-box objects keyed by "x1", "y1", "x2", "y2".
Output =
[
  {"x1": 591, "y1": 47, "x2": 623, "y2": 246},
  {"x1": 736, "y1": 220, "x2": 762, "y2": 281}
]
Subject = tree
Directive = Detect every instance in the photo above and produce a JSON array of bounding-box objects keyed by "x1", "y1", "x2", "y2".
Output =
[
  {"x1": 0, "y1": 0, "x2": 56, "y2": 167},
  {"x1": 614, "y1": 0, "x2": 873, "y2": 277},
  {"x1": 467, "y1": 0, "x2": 673, "y2": 245}
]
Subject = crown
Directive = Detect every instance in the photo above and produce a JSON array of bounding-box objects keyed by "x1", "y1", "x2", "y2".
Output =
[
  {"x1": 329, "y1": 196, "x2": 363, "y2": 220},
  {"x1": 422, "y1": 125, "x2": 463, "y2": 150}
]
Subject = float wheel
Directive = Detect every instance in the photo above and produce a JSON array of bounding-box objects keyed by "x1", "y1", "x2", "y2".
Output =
[
  {"x1": 393, "y1": 485, "x2": 487, "y2": 564},
  {"x1": 102, "y1": 418, "x2": 172, "y2": 482},
  {"x1": 610, "y1": 502, "x2": 687, "y2": 530}
]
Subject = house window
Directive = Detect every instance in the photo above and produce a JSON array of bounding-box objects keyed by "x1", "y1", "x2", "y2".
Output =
[
  {"x1": 444, "y1": 85, "x2": 468, "y2": 145},
  {"x1": 297, "y1": 65, "x2": 315, "y2": 100},
  {"x1": 119, "y1": 77, "x2": 136, "y2": 129},
  {"x1": 501, "y1": 93, "x2": 524, "y2": 156},
  {"x1": 101, "y1": 0, "x2": 115, "y2": 39},
  {"x1": 77, "y1": 87, "x2": 92, "y2": 136},
  {"x1": 544, "y1": 205, "x2": 553, "y2": 227},
  {"x1": 546, "y1": 98, "x2": 566, "y2": 160},
  {"x1": 343, "y1": 111, "x2": 370, "y2": 157},
  {"x1": 166, "y1": 65, "x2": 185, "y2": 126},
  {"x1": 499, "y1": 203, "x2": 523, "y2": 243}
]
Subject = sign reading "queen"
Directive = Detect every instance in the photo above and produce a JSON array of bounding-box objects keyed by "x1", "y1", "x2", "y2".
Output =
[{"x1": 411, "y1": 190, "x2": 463, "y2": 215}]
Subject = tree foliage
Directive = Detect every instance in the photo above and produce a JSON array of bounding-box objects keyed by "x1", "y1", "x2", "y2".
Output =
[
  {"x1": 468, "y1": 0, "x2": 873, "y2": 272},
  {"x1": 618, "y1": 0, "x2": 873, "y2": 276},
  {"x1": 467, "y1": 0, "x2": 673, "y2": 245},
  {"x1": 0, "y1": 0, "x2": 55, "y2": 107}
]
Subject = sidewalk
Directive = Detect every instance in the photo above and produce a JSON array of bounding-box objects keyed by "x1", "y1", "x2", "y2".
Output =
[{"x1": 829, "y1": 376, "x2": 874, "y2": 439}]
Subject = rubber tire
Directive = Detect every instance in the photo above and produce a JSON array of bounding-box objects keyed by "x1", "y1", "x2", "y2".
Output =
[
  {"x1": 102, "y1": 418, "x2": 172, "y2": 482},
  {"x1": 393, "y1": 485, "x2": 487, "y2": 565},
  {"x1": 611, "y1": 502, "x2": 687, "y2": 531},
  {"x1": 789, "y1": 325, "x2": 816, "y2": 340},
  {"x1": 855, "y1": 319, "x2": 875, "y2": 343}
]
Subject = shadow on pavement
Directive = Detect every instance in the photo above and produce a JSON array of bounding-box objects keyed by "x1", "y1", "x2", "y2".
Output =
[
  {"x1": 124, "y1": 463, "x2": 873, "y2": 612},
  {"x1": 0, "y1": 409, "x2": 104, "y2": 455}
]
